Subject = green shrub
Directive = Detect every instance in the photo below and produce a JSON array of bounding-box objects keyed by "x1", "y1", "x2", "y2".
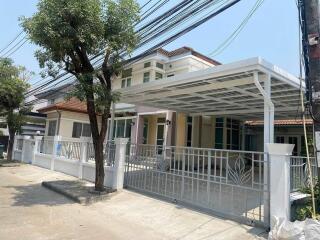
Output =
[{"x1": 295, "y1": 181, "x2": 320, "y2": 220}]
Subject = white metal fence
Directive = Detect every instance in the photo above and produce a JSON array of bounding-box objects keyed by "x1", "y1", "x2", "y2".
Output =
[
  {"x1": 290, "y1": 156, "x2": 318, "y2": 192},
  {"x1": 124, "y1": 144, "x2": 269, "y2": 227},
  {"x1": 38, "y1": 138, "x2": 54, "y2": 155},
  {"x1": 56, "y1": 140, "x2": 82, "y2": 160},
  {"x1": 15, "y1": 138, "x2": 23, "y2": 151},
  {"x1": 86, "y1": 141, "x2": 116, "y2": 166}
]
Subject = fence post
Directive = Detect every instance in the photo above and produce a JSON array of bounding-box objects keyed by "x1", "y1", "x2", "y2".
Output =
[
  {"x1": 32, "y1": 136, "x2": 42, "y2": 165},
  {"x1": 51, "y1": 135, "x2": 61, "y2": 170},
  {"x1": 266, "y1": 143, "x2": 294, "y2": 228},
  {"x1": 21, "y1": 136, "x2": 31, "y2": 162},
  {"x1": 113, "y1": 138, "x2": 129, "y2": 190},
  {"x1": 79, "y1": 138, "x2": 89, "y2": 179}
]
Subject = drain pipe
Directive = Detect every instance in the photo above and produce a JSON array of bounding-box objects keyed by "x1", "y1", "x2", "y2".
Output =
[{"x1": 56, "y1": 110, "x2": 62, "y2": 136}]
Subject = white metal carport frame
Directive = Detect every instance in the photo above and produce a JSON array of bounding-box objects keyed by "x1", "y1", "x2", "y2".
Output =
[{"x1": 116, "y1": 57, "x2": 303, "y2": 153}]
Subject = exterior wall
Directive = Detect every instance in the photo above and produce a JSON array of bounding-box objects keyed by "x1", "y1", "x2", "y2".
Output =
[
  {"x1": 176, "y1": 113, "x2": 186, "y2": 147},
  {"x1": 192, "y1": 116, "x2": 201, "y2": 147},
  {"x1": 201, "y1": 116, "x2": 214, "y2": 148},
  {"x1": 147, "y1": 115, "x2": 157, "y2": 145},
  {"x1": 113, "y1": 53, "x2": 216, "y2": 91},
  {"x1": 44, "y1": 111, "x2": 101, "y2": 138}
]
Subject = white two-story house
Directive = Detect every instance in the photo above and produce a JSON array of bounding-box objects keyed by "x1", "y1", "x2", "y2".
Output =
[{"x1": 36, "y1": 46, "x2": 311, "y2": 155}]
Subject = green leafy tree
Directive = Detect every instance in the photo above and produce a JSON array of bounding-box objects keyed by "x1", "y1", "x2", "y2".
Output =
[
  {"x1": 21, "y1": 0, "x2": 140, "y2": 191},
  {"x1": 0, "y1": 58, "x2": 31, "y2": 161}
]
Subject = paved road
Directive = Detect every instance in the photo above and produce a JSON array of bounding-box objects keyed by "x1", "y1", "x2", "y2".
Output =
[{"x1": 0, "y1": 163, "x2": 267, "y2": 240}]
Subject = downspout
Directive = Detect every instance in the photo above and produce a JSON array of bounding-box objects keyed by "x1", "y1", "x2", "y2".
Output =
[{"x1": 56, "y1": 110, "x2": 62, "y2": 136}]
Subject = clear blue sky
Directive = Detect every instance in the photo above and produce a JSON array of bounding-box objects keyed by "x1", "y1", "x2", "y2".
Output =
[{"x1": 0, "y1": 0, "x2": 300, "y2": 85}]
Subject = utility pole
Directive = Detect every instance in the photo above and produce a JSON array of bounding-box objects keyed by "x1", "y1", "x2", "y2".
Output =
[{"x1": 300, "y1": 0, "x2": 320, "y2": 178}]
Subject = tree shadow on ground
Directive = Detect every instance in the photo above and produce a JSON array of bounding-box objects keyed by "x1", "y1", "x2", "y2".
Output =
[{"x1": 5, "y1": 183, "x2": 74, "y2": 207}]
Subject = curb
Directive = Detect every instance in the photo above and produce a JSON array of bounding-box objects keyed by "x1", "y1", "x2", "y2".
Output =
[{"x1": 42, "y1": 181, "x2": 116, "y2": 205}]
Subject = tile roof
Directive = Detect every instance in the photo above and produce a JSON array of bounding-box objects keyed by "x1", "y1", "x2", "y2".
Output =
[
  {"x1": 37, "y1": 98, "x2": 87, "y2": 114},
  {"x1": 245, "y1": 119, "x2": 313, "y2": 126},
  {"x1": 157, "y1": 46, "x2": 221, "y2": 66}
]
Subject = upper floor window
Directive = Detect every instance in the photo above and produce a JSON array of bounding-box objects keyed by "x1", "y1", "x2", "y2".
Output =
[
  {"x1": 156, "y1": 62, "x2": 164, "y2": 69},
  {"x1": 72, "y1": 122, "x2": 91, "y2": 138},
  {"x1": 49, "y1": 99, "x2": 55, "y2": 105},
  {"x1": 122, "y1": 68, "x2": 132, "y2": 78},
  {"x1": 48, "y1": 120, "x2": 57, "y2": 136},
  {"x1": 167, "y1": 73, "x2": 174, "y2": 78},
  {"x1": 143, "y1": 72, "x2": 150, "y2": 83},
  {"x1": 144, "y1": 62, "x2": 151, "y2": 68},
  {"x1": 155, "y1": 72, "x2": 163, "y2": 80},
  {"x1": 121, "y1": 78, "x2": 131, "y2": 88}
]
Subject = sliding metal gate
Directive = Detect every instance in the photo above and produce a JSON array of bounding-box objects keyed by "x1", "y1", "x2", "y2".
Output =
[{"x1": 124, "y1": 144, "x2": 270, "y2": 227}]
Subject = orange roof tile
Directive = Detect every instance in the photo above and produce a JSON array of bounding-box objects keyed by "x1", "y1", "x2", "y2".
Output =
[
  {"x1": 37, "y1": 98, "x2": 87, "y2": 114},
  {"x1": 245, "y1": 119, "x2": 313, "y2": 126}
]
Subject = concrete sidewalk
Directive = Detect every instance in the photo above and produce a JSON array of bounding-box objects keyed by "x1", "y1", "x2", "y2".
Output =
[{"x1": 0, "y1": 163, "x2": 267, "y2": 240}]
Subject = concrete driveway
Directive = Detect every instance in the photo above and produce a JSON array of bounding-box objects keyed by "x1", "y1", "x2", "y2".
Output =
[{"x1": 0, "y1": 163, "x2": 267, "y2": 240}]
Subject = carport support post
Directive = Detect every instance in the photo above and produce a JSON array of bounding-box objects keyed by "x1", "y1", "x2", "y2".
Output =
[
  {"x1": 266, "y1": 143, "x2": 294, "y2": 228},
  {"x1": 113, "y1": 138, "x2": 129, "y2": 190},
  {"x1": 255, "y1": 72, "x2": 274, "y2": 226}
]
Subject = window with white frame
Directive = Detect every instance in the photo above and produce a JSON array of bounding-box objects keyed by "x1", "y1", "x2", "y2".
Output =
[
  {"x1": 72, "y1": 122, "x2": 91, "y2": 138},
  {"x1": 215, "y1": 118, "x2": 223, "y2": 149},
  {"x1": 121, "y1": 77, "x2": 131, "y2": 88},
  {"x1": 144, "y1": 62, "x2": 151, "y2": 68},
  {"x1": 143, "y1": 72, "x2": 150, "y2": 83},
  {"x1": 156, "y1": 62, "x2": 163, "y2": 69},
  {"x1": 121, "y1": 68, "x2": 132, "y2": 88},
  {"x1": 108, "y1": 118, "x2": 134, "y2": 140},
  {"x1": 167, "y1": 73, "x2": 174, "y2": 78},
  {"x1": 155, "y1": 72, "x2": 163, "y2": 80},
  {"x1": 226, "y1": 118, "x2": 240, "y2": 150},
  {"x1": 47, "y1": 120, "x2": 57, "y2": 136}
]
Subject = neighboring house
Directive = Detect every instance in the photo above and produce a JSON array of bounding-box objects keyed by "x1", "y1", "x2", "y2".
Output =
[{"x1": 35, "y1": 46, "x2": 310, "y2": 155}]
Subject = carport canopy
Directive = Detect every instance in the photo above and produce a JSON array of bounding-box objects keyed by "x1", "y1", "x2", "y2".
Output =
[{"x1": 115, "y1": 57, "x2": 304, "y2": 150}]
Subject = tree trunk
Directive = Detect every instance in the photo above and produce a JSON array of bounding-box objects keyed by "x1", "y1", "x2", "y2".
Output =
[
  {"x1": 84, "y1": 78, "x2": 106, "y2": 191},
  {"x1": 94, "y1": 138, "x2": 105, "y2": 191},
  {"x1": 7, "y1": 130, "x2": 15, "y2": 161}
]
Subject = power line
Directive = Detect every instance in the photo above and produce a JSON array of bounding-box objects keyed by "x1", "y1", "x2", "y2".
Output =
[
  {"x1": 209, "y1": 0, "x2": 264, "y2": 56},
  {"x1": 26, "y1": 0, "x2": 167, "y2": 96},
  {"x1": 4, "y1": 39, "x2": 29, "y2": 58},
  {"x1": 0, "y1": 31, "x2": 24, "y2": 55},
  {"x1": 26, "y1": 0, "x2": 241, "y2": 104},
  {"x1": 0, "y1": 37, "x2": 28, "y2": 58}
]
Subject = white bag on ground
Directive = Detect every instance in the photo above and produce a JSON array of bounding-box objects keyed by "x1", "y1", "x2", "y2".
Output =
[
  {"x1": 268, "y1": 217, "x2": 305, "y2": 240},
  {"x1": 304, "y1": 218, "x2": 320, "y2": 240},
  {"x1": 268, "y1": 216, "x2": 320, "y2": 240}
]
